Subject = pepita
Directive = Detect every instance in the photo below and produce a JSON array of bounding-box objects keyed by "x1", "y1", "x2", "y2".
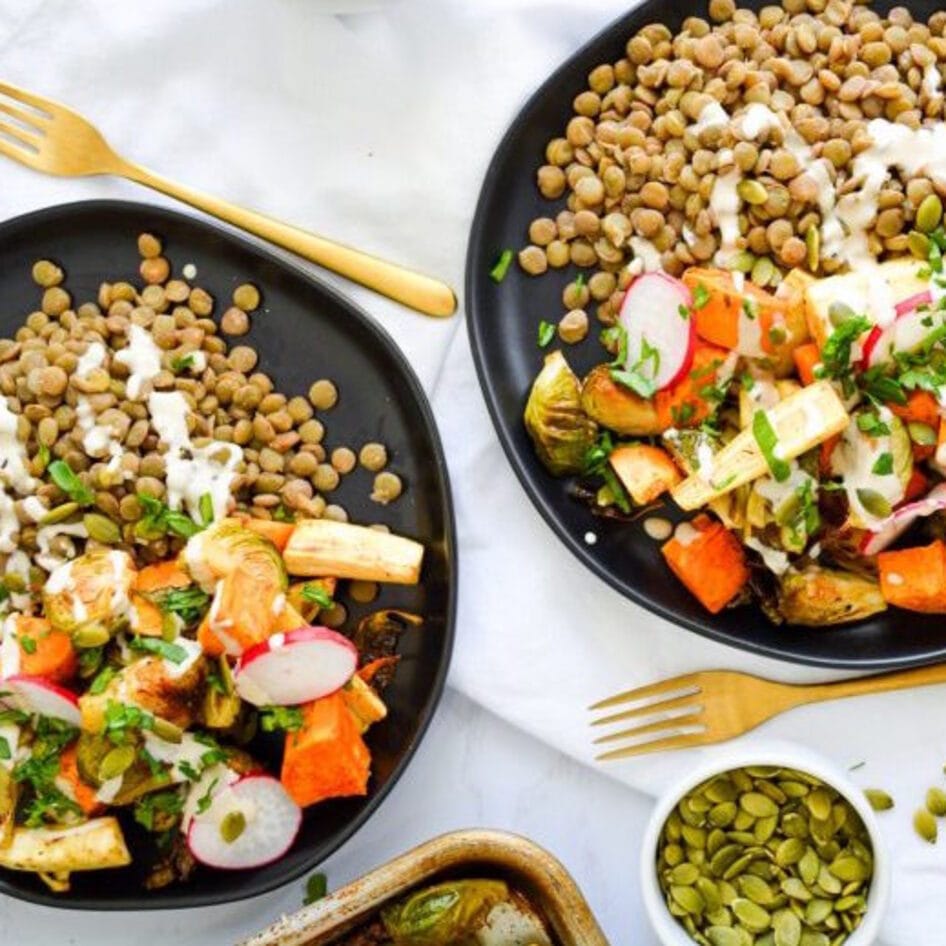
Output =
[
  {"x1": 863, "y1": 788, "x2": 894, "y2": 812},
  {"x1": 219, "y1": 810, "x2": 246, "y2": 844},
  {"x1": 672, "y1": 884, "x2": 707, "y2": 915},
  {"x1": 773, "y1": 909, "x2": 802, "y2": 946},
  {"x1": 916, "y1": 193, "x2": 944, "y2": 233},
  {"x1": 72, "y1": 625, "x2": 110, "y2": 649},
  {"x1": 40, "y1": 501, "x2": 80, "y2": 525},
  {"x1": 732, "y1": 897, "x2": 772, "y2": 932},
  {"x1": 738, "y1": 178, "x2": 769, "y2": 205},
  {"x1": 908, "y1": 228, "x2": 931, "y2": 259},
  {"x1": 706, "y1": 928, "x2": 743, "y2": 946},
  {"x1": 738, "y1": 874, "x2": 775, "y2": 906},
  {"x1": 805, "y1": 226, "x2": 820, "y2": 272},
  {"x1": 83, "y1": 512, "x2": 121, "y2": 544},
  {"x1": 926, "y1": 787, "x2": 946, "y2": 817},
  {"x1": 97, "y1": 744, "x2": 136, "y2": 782},
  {"x1": 671, "y1": 863, "x2": 702, "y2": 885},
  {"x1": 914, "y1": 808, "x2": 938, "y2": 844}
]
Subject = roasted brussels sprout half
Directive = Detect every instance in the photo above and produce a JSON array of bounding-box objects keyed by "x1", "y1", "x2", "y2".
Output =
[
  {"x1": 42, "y1": 549, "x2": 136, "y2": 644},
  {"x1": 777, "y1": 566, "x2": 887, "y2": 626},
  {"x1": 524, "y1": 351, "x2": 597, "y2": 475},
  {"x1": 580, "y1": 363, "x2": 660, "y2": 437},
  {"x1": 381, "y1": 879, "x2": 551, "y2": 946}
]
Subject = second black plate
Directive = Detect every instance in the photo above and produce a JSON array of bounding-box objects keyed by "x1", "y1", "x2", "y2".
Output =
[
  {"x1": 466, "y1": 0, "x2": 946, "y2": 670},
  {"x1": 0, "y1": 200, "x2": 455, "y2": 909}
]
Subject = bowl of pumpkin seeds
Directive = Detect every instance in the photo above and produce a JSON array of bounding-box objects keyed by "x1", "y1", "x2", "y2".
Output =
[{"x1": 641, "y1": 745, "x2": 890, "y2": 946}]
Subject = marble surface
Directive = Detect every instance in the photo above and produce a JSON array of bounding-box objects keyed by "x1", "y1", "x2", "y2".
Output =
[{"x1": 0, "y1": 688, "x2": 657, "y2": 944}]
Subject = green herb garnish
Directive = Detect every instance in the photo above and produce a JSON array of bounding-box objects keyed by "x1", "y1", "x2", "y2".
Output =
[
  {"x1": 103, "y1": 700, "x2": 155, "y2": 745},
  {"x1": 151, "y1": 586, "x2": 210, "y2": 626},
  {"x1": 170, "y1": 354, "x2": 195, "y2": 373},
  {"x1": 752, "y1": 410, "x2": 790, "y2": 482},
  {"x1": 856, "y1": 411, "x2": 891, "y2": 437},
  {"x1": 259, "y1": 705, "x2": 304, "y2": 733},
  {"x1": 137, "y1": 493, "x2": 202, "y2": 539},
  {"x1": 129, "y1": 636, "x2": 189, "y2": 665},
  {"x1": 89, "y1": 666, "x2": 117, "y2": 696},
  {"x1": 304, "y1": 872, "x2": 328, "y2": 905},
  {"x1": 819, "y1": 315, "x2": 872, "y2": 395},
  {"x1": 47, "y1": 459, "x2": 94, "y2": 506},
  {"x1": 198, "y1": 492, "x2": 214, "y2": 527},
  {"x1": 301, "y1": 583, "x2": 334, "y2": 609},
  {"x1": 195, "y1": 778, "x2": 219, "y2": 816},
  {"x1": 134, "y1": 788, "x2": 184, "y2": 832},
  {"x1": 489, "y1": 249, "x2": 514, "y2": 283},
  {"x1": 537, "y1": 320, "x2": 556, "y2": 348},
  {"x1": 18, "y1": 635, "x2": 36, "y2": 655},
  {"x1": 692, "y1": 283, "x2": 710, "y2": 310},
  {"x1": 871, "y1": 452, "x2": 894, "y2": 476},
  {"x1": 0, "y1": 736, "x2": 10, "y2": 761},
  {"x1": 272, "y1": 503, "x2": 296, "y2": 523}
]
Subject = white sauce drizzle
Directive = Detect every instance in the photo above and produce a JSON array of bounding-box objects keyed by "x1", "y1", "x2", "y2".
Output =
[
  {"x1": 710, "y1": 168, "x2": 742, "y2": 265},
  {"x1": 76, "y1": 397, "x2": 124, "y2": 474},
  {"x1": 148, "y1": 390, "x2": 241, "y2": 523},
  {"x1": 116, "y1": 324, "x2": 162, "y2": 400},
  {"x1": 163, "y1": 636, "x2": 203, "y2": 680},
  {"x1": 734, "y1": 102, "x2": 781, "y2": 140},
  {"x1": 35, "y1": 521, "x2": 88, "y2": 573},
  {"x1": 643, "y1": 516, "x2": 673, "y2": 541},
  {"x1": 0, "y1": 613, "x2": 20, "y2": 677},
  {"x1": 0, "y1": 719, "x2": 19, "y2": 770},
  {"x1": 75, "y1": 341, "x2": 106, "y2": 379},
  {"x1": 692, "y1": 99, "x2": 729, "y2": 136},
  {"x1": 628, "y1": 236, "x2": 663, "y2": 272},
  {"x1": 745, "y1": 536, "x2": 792, "y2": 575},
  {"x1": 22, "y1": 496, "x2": 46, "y2": 523},
  {"x1": 142, "y1": 732, "x2": 211, "y2": 783},
  {"x1": 923, "y1": 64, "x2": 942, "y2": 99},
  {"x1": 95, "y1": 776, "x2": 124, "y2": 804}
]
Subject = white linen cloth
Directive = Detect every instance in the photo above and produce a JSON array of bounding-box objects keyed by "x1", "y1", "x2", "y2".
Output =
[{"x1": 0, "y1": 0, "x2": 940, "y2": 942}]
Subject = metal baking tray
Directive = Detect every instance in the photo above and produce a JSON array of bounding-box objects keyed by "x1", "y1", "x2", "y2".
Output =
[{"x1": 241, "y1": 829, "x2": 611, "y2": 946}]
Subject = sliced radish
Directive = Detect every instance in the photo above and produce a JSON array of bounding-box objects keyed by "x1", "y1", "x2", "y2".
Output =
[
  {"x1": 862, "y1": 295, "x2": 938, "y2": 368},
  {"x1": 618, "y1": 272, "x2": 695, "y2": 391},
  {"x1": 181, "y1": 763, "x2": 241, "y2": 832},
  {"x1": 233, "y1": 625, "x2": 357, "y2": 707},
  {"x1": 2, "y1": 675, "x2": 80, "y2": 726},
  {"x1": 186, "y1": 773, "x2": 301, "y2": 869},
  {"x1": 861, "y1": 482, "x2": 946, "y2": 555}
]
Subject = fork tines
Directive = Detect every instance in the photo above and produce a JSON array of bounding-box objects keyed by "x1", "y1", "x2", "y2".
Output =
[{"x1": 589, "y1": 673, "x2": 706, "y2": 761}]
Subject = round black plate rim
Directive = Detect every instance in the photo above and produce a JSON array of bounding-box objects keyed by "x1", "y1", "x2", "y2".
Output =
[
  {"x1": 465, "y1": 2, "x2": 946, "y2": 672},
  {"x1": 0, "y1": 198, "x2": 457, "y2": 910}
]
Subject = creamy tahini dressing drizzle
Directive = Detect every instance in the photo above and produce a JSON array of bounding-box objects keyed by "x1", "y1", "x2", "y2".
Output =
[
  {"x1": 745, "y1": 536, "x2": 792, "y2": 575},
  {"x1": 148, "y1": 390, "x2": 241, "y2": 523},
  {"x1": 35, "y1": 521, "x2": 88, "y2": 573},
  {"x1": 116, "y1": 324, "x2": 162, "y2": 399},
  {"x1": 710, "y1": 167, "x2": 742, "y2": 265},
  {"x1": 76, "y1": 398, "x2": 124, "y2": 475},
  {"x1": 628, "y1": 236, "x2": 663, "y2": 273},
  {"x1": 0, "y1": 613, "x2": 20, "y2": 677},
  {"x1": 75, "y1": 341, "x2": 106, "y2": 378}
]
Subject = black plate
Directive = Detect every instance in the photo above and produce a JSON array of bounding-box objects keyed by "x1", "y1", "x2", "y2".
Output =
[
  {"x1": 466, "y1": 0, "x2": 946, "y2": 670},
  {"x1": 0, "y1": 200, "x2": 455, "y2": 909}
]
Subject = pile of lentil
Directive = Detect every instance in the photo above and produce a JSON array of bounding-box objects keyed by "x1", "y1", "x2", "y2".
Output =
[
  {"x1": 0, "y1": 235, "x2": 401, "y2": 622},
  {"x1": 519, "y1": 0, "x2": 946, "y2": 339}
]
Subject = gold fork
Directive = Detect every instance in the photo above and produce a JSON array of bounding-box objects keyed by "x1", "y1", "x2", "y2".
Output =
[
  {"x1": 589, "y1": 663, "x2": 946, "y2": 761},
  {"x1": 0, "y1": 80, "x2": 456, "y2": 318}
]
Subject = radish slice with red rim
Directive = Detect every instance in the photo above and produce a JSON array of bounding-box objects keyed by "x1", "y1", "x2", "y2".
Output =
[
  {"x1": 863, "y1": 295, "x2": 939, "y2": 368},
  {"x1": 186, "y1": 774, "x2": 301, "y2": 870},
  {"x1": 617, "y1": 272, "x2": 695, "y2": 392},
  {"x1": 1, "y1": 675, "x2": 81, "y2": 726},
  {"x1": 861, "y1": 483, "x2": 946, "y2": 556},
  {"x1": 233, "y1": 625, "x2": 357, "y2": 707}
]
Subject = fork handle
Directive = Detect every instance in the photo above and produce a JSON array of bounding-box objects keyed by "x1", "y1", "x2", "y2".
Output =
[
  {"x1": 117, "y1": 161, "x2": 457, "y2": 318},
  {"x1": 791, "y1": 661, "x2": 946, "y2": 707}
]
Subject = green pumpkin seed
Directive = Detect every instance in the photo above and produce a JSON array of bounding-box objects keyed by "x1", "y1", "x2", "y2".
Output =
[
  {"x1": 828, "y1": 855, "x2": 869, "y2": 883},
  {"x1": 83, "y1": 512, "x2": 121, "y2": 544},
  {"x1": 774, "y1": 909, "x2": 802, "y2": 946},
  {"x1": 40, "y1": 501, "x2": 80, "y2": 525},
  {"x1": 97, "y1": 744, "x2": 136, "y2": 782},
  {"x1": 775, "y1": 838, "x2": 806, "y2": 867},
  {"x1": 741, "y1": 792, "x2": 779, "y2": 818},
  {"x1": 697, "y1": 877, "x2": 723, "y2": 913},
  {"x1": 855, "y1": 488, "x2": 892, "y2": 519},
  {"x1": 757, "y1": 933, "x2": 776, "y2": 946},
  {"x1": 706, "y1": 778, "x2": 739, "y2": 804},
  {"x1": 782, "y1": 813, "x2": 810, "y2": 839},
  {"x1": 817, "y1": 865, "x2": 842, "y2": 895},
  {"x1": 710, "y1": 844, "x2": 743, "y2": 876},
  {"x1": 805, "y1": 225, "x2": 820, "y2": 272},
  {"x1": 708, "y1": 828, "x2": 728, "y2": 856},
  {"x1": 72, "y1": 625, "x2": 110, "y2": 649},
  {"x1": 779, "y1": 781, "x2": 811, "y2": 799},
  {"x1": 672, "y1": 884, "x2": 706, "y2": 915},
  {"x1": 707, "y1": 928, "x2": 743, "y2": 946},
  {"x1": 727, "y1": 250, "x2": 757, "y2": 274},
  {"x1": 751, "y1": 256, "x2": 776, "y2": 288},
  {"x1": 805, "y1": 899, "x2": 834, "y2": 925},
  {"x1": 755, "y1": 815, "x2": 778, "y2": 843},
  {"x1": 739, "y1": 874, "x2": 775, "y2": 905},
  {"x1": 800, "y1": 934, "x2": 830, "y2": 946},
  {"x1": 710, "y1": 802, "x2": 739, "y2": 827},
  {"x1": 671, "y1": 863, "x2": 701, "y2": 885},
  {"x1": 664, "y1": 843, "x2": 685, "y2": 867},
  {"x1": 827, "y1": 301, "x2": 857, "y2": 327},
  {"x1": 805, "y1": 789, "x2": 833, "y2": 822},
  {"x1": 907, "y1": 422, "x2": 937, "y2": 447},
  {"x1": 706, "y1": 907, "x2": 733, "y2": 927},
  {"x1": 152, "y1": 716, "x2": 183, "y2": 743},
  {"x1": 738, "y1": 178, "x2": 769, "y2": 205},
  {"x1": 916, "y1": 193, "x2": 944, "y2": 233},
  {"x1": 835, "y1": 894, "x2": 864, "y2": 913},
  {"x1": 798, "y1": 848, "x2": 820, "y2": 886},
  {"x1": 683, "y1": 825, "x2": 708, "y2": 849},
  {"x1": 782, "y1": 878, "x2": 813, "y2": 902},
  {"x1": 220, "y1": 810, "x2": 246, "y2": 844},
  {"x1": 926, "y1": 787, "x2": 946, "y2": 817},
  {"x1": 732, "y1": 898, "x2": 772, "y2": 932},
  {"x1": 915, "y1": 808, "x2": 938, "y2": 843},
  {"x1": 908, "y1": 228, "x2": 931, "y2": 259}
]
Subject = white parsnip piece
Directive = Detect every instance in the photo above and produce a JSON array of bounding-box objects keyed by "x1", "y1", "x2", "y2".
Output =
[
  {"x1": 0, "y1": 818, "x2": 130, "y2": 873},
  {"x1": 671, "y1": 381, "x2": 849, "y2": 511},
  {"x1": 283, "y1": 520, "x2": 424, "y2": 585}
]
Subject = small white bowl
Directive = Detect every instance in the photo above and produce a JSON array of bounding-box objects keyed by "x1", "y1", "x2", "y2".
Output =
[{"x1": 640, "y1": 741, "x2": 890, "y2": 946}]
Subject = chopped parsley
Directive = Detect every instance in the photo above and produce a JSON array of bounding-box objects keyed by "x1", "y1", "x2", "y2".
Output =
[
  {"x1": 103, "y1": 700, "x2": 155, "y2": 745},
  {"x1": 198, "y1": 492, "x2": 214, "y2": 527},
  {"x1": 137, "y1": 493, "x2": 202, "y2": 540},
  {"x1": 129, "y1": 636, "x2": 189, "y2": 665},
  {"x1": 18, "y1": 634, "x2": 36, "y2": 655},
  {"x1": 871, "y1": 452, "x2": 894, "y2": 476},
  {"x1": 537, "y1": 320, "x2": 556, "y2": 348},
  {"x1": 678, "y1": 303, "x2": 691, "y2": 320},
  {"x1": 856, "y1": 411, "x2": 891, "y2": 437},
  {"x1": 304, "y1": 872, "x2": 328, "y2": 906},
  {"x1": 259, "y1": 705, "x2": 304, "y2": 733},
  {"x1": 611, "y1": 335, "x2": 661, "y2": 399},
  {"x1": 170, "y1": 353, "x2": 196, "y2": 374},
  {"x1": 133, "y1": 788, "x2": 184, "y2": 832},
  {"x1": 78, "y1": 645, "x2": 104, "y2": 678},
  {"x1": 818, "y1": 314, "x2": 872, "y2": 395},
  {"x1": 575, "y1": 272, "x2": 586, "y2": 291},
  {"x1": 489, "y1": 249, "x2": 514, "y2": 283},
  {"x1": 752, "y1": 410, "x2": 790, "y2": 482},
  {"x1": 150, "y1": 585, "x2": 210, "y2": 626},
  {"x1": 0, "y1": 736, "x2": 9, "y2": 761},
  {"x1": 13, "y1": 718, "x2": 81, "y2": 827},
  {"x1": 89, "y1": 666, "x2": 117, "y2": 696},
  {"x1": 196, "y1": 778, "x2": 219, "y2": 815},
  {"x1": 272, "y1": 503, "x2": 296, "y2": 523},
  {"x1": 670, "y1": 402, "x2": 696, "y2": 426},
  {"x1": 47, "y1": 459, "x2": 94, "y2": 506},
  {"x1": 742, "y1": 297, "x2": 757, "y2": 321},
  {"x1": 692, "y1": 282, "x2": 711, "y2": 310},
  {"x1": 741, "y1": 372, "x2": 755, "y2": 391},
  {"x1": 301, "y1": 583, "x2": 334, "y2": 609}
]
